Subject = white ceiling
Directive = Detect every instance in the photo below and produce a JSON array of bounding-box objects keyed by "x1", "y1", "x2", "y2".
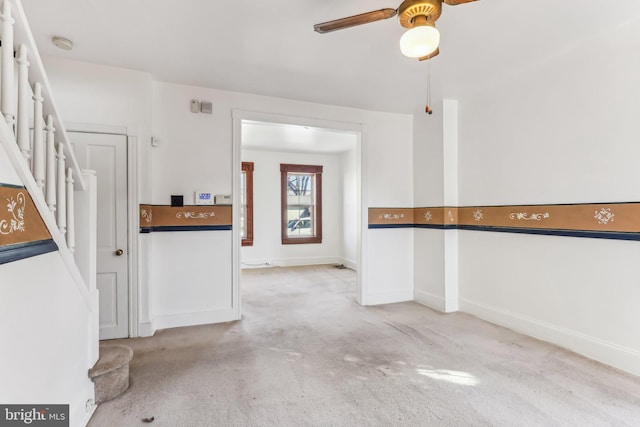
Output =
[
  {"x1": 242, "y1": 121, "x2": 357, "y2": 155},
  {"x1": 21, "y1": 0, "x2": 640, "y2": 114}
]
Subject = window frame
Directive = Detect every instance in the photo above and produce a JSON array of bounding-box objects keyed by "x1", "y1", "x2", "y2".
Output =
[
  {"x1": 241, "y1": 161, "x2": 254, "y2": 247},
  {"x1": 280, "y1": 163, "x2": 323, "y2": 245}
]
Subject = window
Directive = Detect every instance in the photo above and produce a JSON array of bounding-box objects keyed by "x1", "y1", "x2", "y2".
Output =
[
  {"x1": 281, "y1": 164, "x2": 322, "y2": 244},
  {"x1": 241, "y1": 162, "x2": 254, "y2": 246}
]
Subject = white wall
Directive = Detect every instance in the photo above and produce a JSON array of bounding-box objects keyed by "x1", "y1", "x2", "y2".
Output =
[
  {"x1": 151, "y1": 81, "x2": 414, "y2": 325},
  {"x1": 456, "y1": 18, "x2": 640, "y2": 375},
  {"x1": 0, "y1": 140, "x2": 21, "y2": 185},
  {"x1": 0, "y1": 254, "x2": 95, "y2": 427},
  {"x1": 340, "y1": 147, "x2": 357, "y2": 269},
  {"x1": 150, "y1": 231, "x2": 233, "y2": 329},
  {"x1": 0, "y1": 140, "x2": 95, "y2": 426},
  {"x1": 413, "y1": 102, "x2": 447, "y2": 310},
  {"x1": 241, "y1": 148, "x2": 346, "y2": 267},
  {"x1": 44, "y1": 57, "x2": 415, "y2": 333}
]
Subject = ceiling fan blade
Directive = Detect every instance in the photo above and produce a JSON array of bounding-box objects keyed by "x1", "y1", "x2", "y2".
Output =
[
  {"x1": 314, "y1": 8, "x2": 397, "y2": 34},
  {"x1": 418, "y1": 47, "x2": 440, "y2": 61},
  {"x1": 443, "y1": 0, "x2": 478, "y2": 5}
]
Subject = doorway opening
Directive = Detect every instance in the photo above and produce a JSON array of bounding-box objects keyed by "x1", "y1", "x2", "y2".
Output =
[{"x1": 232, "y1": 112, "x2": 366, "y2": 319}]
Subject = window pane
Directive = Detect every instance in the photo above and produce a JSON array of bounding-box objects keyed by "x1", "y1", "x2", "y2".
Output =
[
  {"x1": 240, "y1": 171, "x2": 247, "y2": 238},
  {"x1": 286, "y1": 173, "x2": 315, "y2": 238},
  {"x1": 241, "y1": 163, "x2": 254, "y2": 246},
  {"x1": 240, "y1": 205, "x2": 246, "y2": 238},
  {"x1": 287, "y1": 207, "x2": 314, "y2": 237},
  {"x1": 280, "y1": 164, "x2": 322, "y2": 245}
]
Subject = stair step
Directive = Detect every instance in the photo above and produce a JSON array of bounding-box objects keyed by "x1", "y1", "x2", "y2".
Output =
[{"x1": 89, "y1": 344, "x2": 133, "y2": 404}]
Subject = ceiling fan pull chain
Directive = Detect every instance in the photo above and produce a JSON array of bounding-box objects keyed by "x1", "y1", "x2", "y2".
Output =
[{"x1": 425, "y1": 62, "x2": 433, "y2": 115}]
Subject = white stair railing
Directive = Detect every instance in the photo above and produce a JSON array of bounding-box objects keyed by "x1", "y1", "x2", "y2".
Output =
[{"x1": 0, "y1": 0, "x2": 86, "y2": 257}]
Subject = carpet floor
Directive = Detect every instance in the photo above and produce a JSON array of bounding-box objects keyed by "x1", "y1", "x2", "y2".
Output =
[{"x1": 88, "y1": 265, "x2": 640, "y2": 426}]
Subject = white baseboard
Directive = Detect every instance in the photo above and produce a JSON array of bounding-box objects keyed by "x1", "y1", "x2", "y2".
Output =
[
  {"x1": 242, "y1": 257, "x2": 356, "y2": 270},
  {"x1": 337, "y1": 257, "x2": 357, "y2": 271},
  {"x1": 71, "y1": 381, "x2": 96, "y2": 427},
  {"x1": 460, "y1": 298, "x2": 640, "y2": 376},
  {"x1": 415, "y1": 289, "x2": 446, "y2": 312},
  {"x1": 138, "y1": 322, "x2": 156, "y2": 337},
  {"x1": 153, "y1": 308, "x2": 237, "y2": 331},
  {"x1": 365, "y1": 288, "x2": 413, "y2": 306},
  {"x1": 89, "y1": 290, "x2": 100, "y2": 365},
  {"x1": 271, "y1": 256, "x2": 343, "y2": 267}
]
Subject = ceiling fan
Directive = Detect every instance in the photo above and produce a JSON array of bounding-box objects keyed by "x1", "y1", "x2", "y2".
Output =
[{"x1": 313, "y1": 0, "x2": 477, "y2": 61}]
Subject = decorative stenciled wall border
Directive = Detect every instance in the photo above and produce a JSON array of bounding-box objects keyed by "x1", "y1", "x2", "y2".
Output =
[
  {"x1": 0, "y1": 183, "x2": 57, "y2": 264},
  {"x1": 139, "y1": 204, "x2": 232, "y2": 233},
  {"x1": 369, "y1": 203, "x2": 640, "y2": 241}
]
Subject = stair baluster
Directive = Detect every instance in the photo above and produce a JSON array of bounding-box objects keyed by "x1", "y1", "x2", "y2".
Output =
[
  {"x1": 45, "y1": 115, "x2": 56, "y2": 212},
  {"x1": 56, "y1": 142, "x2": 66, "y2": 235},
  {"x1": 16, "y1": 43, "x2": 30, "y2": 161},
  {"x1": 33, "y1": 83, "x2": 45, "y2": 190},
  {"x1": 66, "y1": 168, "x2": 75, "y2": 253}
]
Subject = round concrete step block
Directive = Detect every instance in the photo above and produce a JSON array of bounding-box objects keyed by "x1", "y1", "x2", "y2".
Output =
[{"x1": 89, "y1": 344, "x2": 133, "y2": 404}]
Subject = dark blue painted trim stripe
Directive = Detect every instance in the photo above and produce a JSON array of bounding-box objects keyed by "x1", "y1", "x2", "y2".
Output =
[
  {"x1": 456, "y1": 225, "x2": 640, "y2": 241},
  {"x1": 368, "y1": 224, "x2": 414, "y2": 229},
  {"x1": 413, "y1": 224, "x2": 458, "y2": 230},
  {"x1": 369, "y1": 224, "x2": 456, "y2": 230},
  {"x1": 0, "y1": 239, "x2": 58, "y2": 265},
  {"x1": 0, "y1": 183, "x2": 25, "y2": 189},
  {"x1": 140, "y1": 225, "x2": 232, "y2": 233},
  {"x1": 416, "y1": 201, "x2": 640, "y2": 208},
  {"x1": 374, "y1": 223, "x2": 640, "y2": 241}
]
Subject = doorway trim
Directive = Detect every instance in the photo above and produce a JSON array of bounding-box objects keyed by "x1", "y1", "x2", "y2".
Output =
[
  {"x1": 66, "y1": 122, "x2": 139, "y2": 338},
  {"x1": 231, "y1": 110, "x2": 368, "y2": 320}
]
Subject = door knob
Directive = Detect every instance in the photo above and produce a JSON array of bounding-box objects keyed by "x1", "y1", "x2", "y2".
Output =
[{"x1": 114, "y1": 249, "x2": 124, "y2": 256}]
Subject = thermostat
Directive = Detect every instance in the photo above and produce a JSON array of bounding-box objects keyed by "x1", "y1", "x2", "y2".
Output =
[{"x1": 195, "y1": 192, "x2": 214, "y2": 205}]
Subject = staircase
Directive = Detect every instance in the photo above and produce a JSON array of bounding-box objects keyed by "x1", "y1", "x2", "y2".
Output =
[{"x1": 0, "y1": 1, "x2": 100, "y2": 425}]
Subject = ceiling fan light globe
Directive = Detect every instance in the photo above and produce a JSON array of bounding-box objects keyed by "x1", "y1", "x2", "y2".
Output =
[{"x1": 400, "y1": 25, "x2": 440, "y2": 58}]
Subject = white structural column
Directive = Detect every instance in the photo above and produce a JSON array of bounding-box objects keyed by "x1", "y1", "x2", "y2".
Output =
[
  {"x1": 45, "y1": 115, "x2": 57, "y2": 211},
  {"x1": 74, "y1": 169, "x2": 97, "y2": 291},
  {"x1": 0, "y1": 0, "x2": 15, "y2": 132},
  {"x1": 32, "y1": 83, "x2": 46, "y2": 189},
  {"x1": 16, "y1": 44, "x2": 30, "y2": 160},
  {"x1": 443, "y1": 99, "x2": 459, "y2": 313},
  {"x1": 66, "y1": 168, "x2": 75, "y2": 253},
  {"x1": 56, "y1": 142, "x2": 67, "y2": 235},
  {"x1": 74, "y1": 170, "x2": 98, "y2": 363}
]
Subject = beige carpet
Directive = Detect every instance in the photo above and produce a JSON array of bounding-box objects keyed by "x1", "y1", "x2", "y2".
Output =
[{"x1": 89, "y1": 265, "x2": 640, "y2": 426}]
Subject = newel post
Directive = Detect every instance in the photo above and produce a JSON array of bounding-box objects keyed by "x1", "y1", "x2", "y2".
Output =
[{"x1": 0, "y1": 0, "x2": 16, "y2": 131}]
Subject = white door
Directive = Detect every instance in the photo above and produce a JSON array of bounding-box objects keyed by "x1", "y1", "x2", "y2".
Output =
[{"x1": 70, "y1": 132, "x2": 129, "y2": 339}]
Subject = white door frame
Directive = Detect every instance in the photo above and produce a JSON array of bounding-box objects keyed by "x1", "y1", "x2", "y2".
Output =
[
  {"x1": 66, "y1": 122, "x2": 139, "y2": 338},
  {"x1": 231, "y1": 110, "x2": 368, "y2": 320}
]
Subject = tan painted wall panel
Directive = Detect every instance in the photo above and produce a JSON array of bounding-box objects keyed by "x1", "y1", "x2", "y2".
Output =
[
  {"x1": 0, "y1": 186, "x2": 51, "y2": 247},
  {"x1": 140, "y1": 204, "x2": 232, "y2": 227}
]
